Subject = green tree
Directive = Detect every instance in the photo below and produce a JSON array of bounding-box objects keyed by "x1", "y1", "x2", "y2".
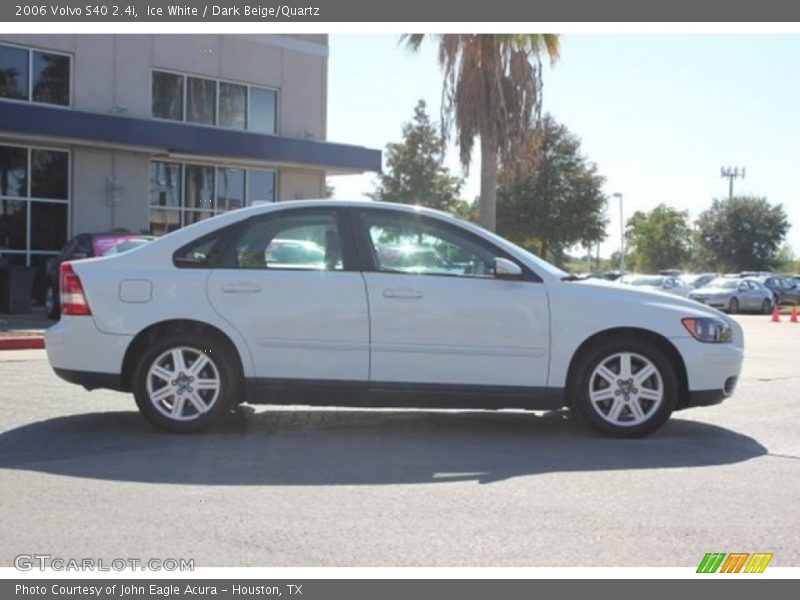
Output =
[
  {"x1": 695, "y1": 196, "x2": 790, "y2": 271},
  {"x1": 495, "y1": 115, "x2": 607, "y2": 262},
  {"x1": 625, "y1": 204, "x2": 692, "y2": 272},
  {"x1": 370, "y1": 100, "x2": 463, "y2": 211},
  {"x1": 401, "y1": 34, "x2": 560, "y2": 231}
]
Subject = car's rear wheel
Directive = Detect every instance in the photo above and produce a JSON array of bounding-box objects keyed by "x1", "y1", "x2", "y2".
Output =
[
  {"x1": 132, "y1": 332, "x2": 242, "y2": 432},
  {"x1": 728, "y1": 298, "x2": 739, "y2": 314},
  {"x1": 571, "y1": 337, "x2": 678, "y2": 438},
  {"x1": 44, "y1": 281, "x2": 60, "y2": 319},
  {"x1": 761, "y1": 298, "x2": 772, "y2": 315}
]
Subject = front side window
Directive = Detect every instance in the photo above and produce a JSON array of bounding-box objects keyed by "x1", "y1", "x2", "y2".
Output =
[
  {"x1": 360, "y1": 211, "x2": 496, "y2": 278},
  {"x1": 228, "y1": 212, "x2": 342, "y2": 271},
  {"x1": 0, "y1": 44, "x2": 69, "y2": 106}
]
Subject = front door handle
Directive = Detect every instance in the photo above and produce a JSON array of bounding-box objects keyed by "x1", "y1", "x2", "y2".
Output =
[
  {"x1": 222, "y1": 283, "x2": 263, "y2": 294},
  {"x1": 383, "y1": 288, "x2": 423, "y2": 299}
]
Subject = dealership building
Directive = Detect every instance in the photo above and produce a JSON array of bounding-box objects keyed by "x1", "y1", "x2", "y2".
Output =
[{"x1": 0, "y1": 34, "x2": 381, "y2": 273}]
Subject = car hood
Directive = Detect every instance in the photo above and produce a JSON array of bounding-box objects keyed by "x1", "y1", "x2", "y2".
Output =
[{"x1": 571, "y1": 278, "x2": 728, "y2": 316}]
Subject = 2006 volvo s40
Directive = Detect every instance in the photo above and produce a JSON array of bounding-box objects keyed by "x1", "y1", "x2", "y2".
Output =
[{"x1": 46, "y1": 201, "x2": 744, "y2": 437}]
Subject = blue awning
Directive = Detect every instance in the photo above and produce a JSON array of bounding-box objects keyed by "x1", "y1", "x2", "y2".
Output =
[{"x1": 0, "y1": 102, "x2": 381, "y2": 173}]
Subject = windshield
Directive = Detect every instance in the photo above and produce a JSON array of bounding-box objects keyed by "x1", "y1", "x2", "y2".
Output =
[{"x1": 707, "y1": 278, "x2": 739, "y2": 289}]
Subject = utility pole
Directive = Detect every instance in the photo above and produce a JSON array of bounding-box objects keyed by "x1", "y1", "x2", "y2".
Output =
[
  {"x1": 613, "y1": 192, "x2": 624, "y2": 273},
  {"x1": 720, "y1": 166, "x2": 745, "y2": 201}
]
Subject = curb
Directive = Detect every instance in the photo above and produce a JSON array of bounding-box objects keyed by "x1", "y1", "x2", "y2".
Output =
[{"x1": 0, "y1": 337, "x2": 45, "y2": 351}]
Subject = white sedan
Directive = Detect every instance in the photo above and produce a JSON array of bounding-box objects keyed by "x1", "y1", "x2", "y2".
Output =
[
  {"x1": 46, "y1": 201, "x2": 744, "y2": 437},
  {"x1": 622, "y1": 274, "x2": 694, "y2": 297}
]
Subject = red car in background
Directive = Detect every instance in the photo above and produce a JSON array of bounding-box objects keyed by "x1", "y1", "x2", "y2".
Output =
[{"x1": 41, "y1": 231, "x2": 153, "y2": 319}]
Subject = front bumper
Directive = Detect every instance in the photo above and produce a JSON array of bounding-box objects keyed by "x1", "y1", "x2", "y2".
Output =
[{"x1": 670, "y1": 336, "x2": 743, "y2": 409}]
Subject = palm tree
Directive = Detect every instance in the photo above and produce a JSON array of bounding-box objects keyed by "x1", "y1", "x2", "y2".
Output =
[{"x1": 401, "y1": 34, "x2": 560, "y2": 231}]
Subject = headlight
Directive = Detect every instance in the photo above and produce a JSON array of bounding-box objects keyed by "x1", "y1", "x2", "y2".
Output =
[{"x1": 682, "y1": 317, "x2": 733, "y2": 343}]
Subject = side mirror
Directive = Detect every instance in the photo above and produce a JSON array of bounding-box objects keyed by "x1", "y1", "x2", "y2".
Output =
[{"x1": 494, "y1": 257, "x2": 523, "y2": 279}]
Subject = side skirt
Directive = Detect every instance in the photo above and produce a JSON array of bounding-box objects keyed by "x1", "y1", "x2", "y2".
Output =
[{"x1": 245, "y1": 378, "x2": 565, "y2": 411}]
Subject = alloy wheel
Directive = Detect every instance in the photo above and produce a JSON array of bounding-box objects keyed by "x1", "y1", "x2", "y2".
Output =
[
  {"x1": 145, "y1": 346, "x2": 221, "y2": 421},
  {"x1": 588, "y1": 352, "x2": 664, "y2": 427}
]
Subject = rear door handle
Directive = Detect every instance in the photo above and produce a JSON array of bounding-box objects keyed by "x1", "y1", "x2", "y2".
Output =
[
  {"x1": 222, "y1": 283, "x2": 263, "y2": 294},
  {"x1": 383, "y1": 288, "x2": 423, "y2": 299}
]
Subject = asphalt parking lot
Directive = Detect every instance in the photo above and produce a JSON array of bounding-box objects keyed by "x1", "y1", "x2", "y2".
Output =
[{"x1": 0, "y1": 315, "x2": 798, "y2": 567}]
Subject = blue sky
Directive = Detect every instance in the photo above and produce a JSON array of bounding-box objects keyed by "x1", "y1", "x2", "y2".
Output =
[{"x1": 327, "y1": 34, "x2": 800, "y2": 259}]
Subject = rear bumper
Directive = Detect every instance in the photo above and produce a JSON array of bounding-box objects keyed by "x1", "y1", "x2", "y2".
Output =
[{"x1": 45, "y1": 316, "x2": 132, "y2": 384}]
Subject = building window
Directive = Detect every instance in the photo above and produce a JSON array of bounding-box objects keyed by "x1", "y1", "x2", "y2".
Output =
[
  {"x1": 219, "y1": 82, "x2": 247, "y2": 130},
  {"x1": 151, "y1": 70, "x2": 277, "y2": 134},
  {"x1": 0, "y1": 44, "x2": 71, "y2": 107},
  {"x1": 186, "y1": 76, "x2": 216, "y2": 125},
  {"x1": 148, "y1": 161, "x2": 277, "y2": 235},
  {"x1": 0, "y1": 144, "x2": 69, "y2": 268},
  {"x1": 249, "y1": 87, "x2": 277, "y2": 134},
  {"x1": 152, "y1": 71, "x2": 183, "y2": 120}
]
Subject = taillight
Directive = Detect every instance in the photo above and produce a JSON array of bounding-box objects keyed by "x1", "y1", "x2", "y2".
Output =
[{"x1": 60, "y1": 262, "x2": 91, "y2": 316}]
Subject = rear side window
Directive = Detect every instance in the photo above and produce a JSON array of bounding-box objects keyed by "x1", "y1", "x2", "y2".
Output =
[
  {"x1": 173, "y1": 230, "x2": 229, "y2": 268},
  {"x1": 222, "y1": 211, "x2": 343, "y2": 271}
]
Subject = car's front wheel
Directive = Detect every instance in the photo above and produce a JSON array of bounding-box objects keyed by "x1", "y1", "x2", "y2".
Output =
[
  {"x1": 571, "y1": 337, "x2": 678, "y2": 438},
  {"x1": 132, "y1": 332, "x2": 242, "y2": 432},
  {"x1": 761, "y1": 298, "x2": 772, "y2": 315},
  {"x1": 728, "y1": 297, "x2": 739, "y2": 314}
]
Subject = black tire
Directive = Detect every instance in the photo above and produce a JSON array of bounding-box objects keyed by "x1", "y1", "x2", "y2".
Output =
[
  {"x1": 132, "y1": 331, "x2": 243, "y2": 433},
  {"x1": 728, "y1": 298, "x2": 739, "y2": 314},
  {"x1": 44, "y1": 281, "x2": 60, "y2": 320},
  {"x1": 761, "y1": 298, "x2": 772, "y2": 315},
  {"x1": 569, "y1": 336, "x2": 679, "y2": 438}
]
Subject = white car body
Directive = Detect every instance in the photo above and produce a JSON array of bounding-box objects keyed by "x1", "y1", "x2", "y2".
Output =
[{"x1": 45, "y1": 200, "x2": 744, "y2": 436}]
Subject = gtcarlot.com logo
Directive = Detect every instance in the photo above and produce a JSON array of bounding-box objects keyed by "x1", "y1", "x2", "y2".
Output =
[
  {"x1": 697, "y1": 552, "x2": 773, "y2": 573},
  {"x1": 14, "y1": 554, "x2": 194, "y2": 572}
]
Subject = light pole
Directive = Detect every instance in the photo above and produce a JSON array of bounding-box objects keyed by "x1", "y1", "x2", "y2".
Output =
[{"x1": 613, "y1": 192, "x2": 624, "y2": 273}]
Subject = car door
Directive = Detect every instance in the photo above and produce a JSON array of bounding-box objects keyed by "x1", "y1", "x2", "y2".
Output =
[
  {"x1": 746, "y1": 280, "x2": 765, "y2": 309},
  {"x1": 355, "y1": 208, "x2": 550, "y2": 389},
  {"x1": 206, "y1": 207, "x2": 370, "y2": 382}
]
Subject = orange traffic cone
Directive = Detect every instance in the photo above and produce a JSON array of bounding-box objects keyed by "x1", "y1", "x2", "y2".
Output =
[
  {"x1": 772, "y1": 305, "x2": 781, "y2": 322},
  {"x1": 791, "y1": 306, "x2": 798, "y2": 323}
]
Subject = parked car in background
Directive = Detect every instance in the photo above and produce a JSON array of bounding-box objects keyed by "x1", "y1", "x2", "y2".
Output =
[
  {"x1": 754, "y1": 275, "x2": 800, "y2": 306},
  {"x1": 101, "y1": 236, "x2": 155, "y2": 257},
  {"x1": 45, "y1": 200, "x2": 744, "y2": 438},
  {"x1": 689, "y1": 277, "x2": 773, "y2": 314},
  {"x1": 42, "y1": 231, "x2": 153, "y2": 319},
  {"x1": 683, "y1": 273, "x2": 718, "y2": 289},
  {"x1": 621, "y1": 274, "x2": 693, "y2": 297}
]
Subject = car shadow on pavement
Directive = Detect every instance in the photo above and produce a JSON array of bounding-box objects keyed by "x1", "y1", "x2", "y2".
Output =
[{"x1": 0, "y1": 407, "x2": 767, "y2": 486}]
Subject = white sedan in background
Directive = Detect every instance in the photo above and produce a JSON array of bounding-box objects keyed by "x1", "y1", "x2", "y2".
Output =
[
  {"x1": 46, "y1": 201, "x2": 744, "y2": 438},
  {"x1": 622, "y1": 274, "x2": 694, "y2": 297}
]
